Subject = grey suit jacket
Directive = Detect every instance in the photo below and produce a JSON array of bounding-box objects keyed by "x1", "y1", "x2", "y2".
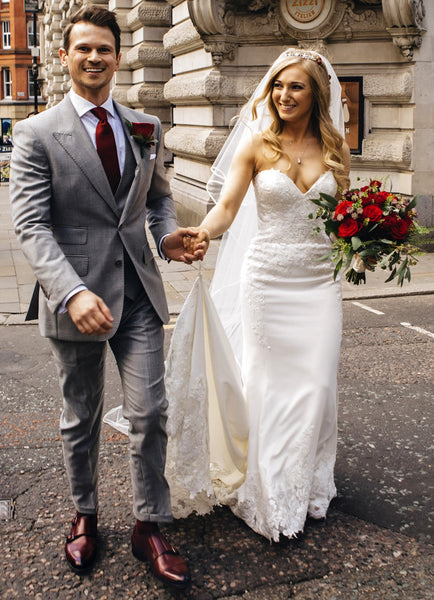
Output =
[{"x1": 9, "y1": 95, "x2": 178, "y2": 342}]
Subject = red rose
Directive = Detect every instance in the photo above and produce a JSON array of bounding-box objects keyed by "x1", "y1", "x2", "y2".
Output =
[
  {"x1": 363, "y1": 204, "x2": 383, "y2": 222},
  {"x1": 131, "y1": 122, "x2": 154, "y2": 139},
  {"x1": 389, "y1": 217, "x2": 409, "y2": 240},
  {"x1": 374, "y1": 191, "x2": 389, "y2": 206},
  {"x1": 334, "y1": 201, "x2": 352, "y2": 219},
  {"x1": 369, "y1": 180, "x2": 382, "y2": 189},
  {"x1": 125, "y1": 119, "x2": 155, "y2": 157},
  {"x1": 338, "y1": 218, "x2": 361, "y2": 238}
]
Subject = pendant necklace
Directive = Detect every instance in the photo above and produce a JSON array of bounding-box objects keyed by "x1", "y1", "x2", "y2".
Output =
[{"x1": 288, "y1": 138, "x2": 311, "y2": 165}]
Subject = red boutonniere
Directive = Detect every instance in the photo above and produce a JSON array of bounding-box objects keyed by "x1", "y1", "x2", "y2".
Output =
[{"x1": 125, "y1": 119, "x2": 155, "y2": 157}]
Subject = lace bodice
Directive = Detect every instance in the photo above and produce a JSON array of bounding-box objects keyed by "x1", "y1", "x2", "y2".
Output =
[
  {"x1": 253, "y1": 169, "x2": 337, "y2": 244},
  {"x1": 247, "y1": 169, "x2": 338, "y2": 276}
]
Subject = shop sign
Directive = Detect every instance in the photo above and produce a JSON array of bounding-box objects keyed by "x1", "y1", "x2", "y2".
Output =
[{"x1": 24, "y1": 0, "x2": 39, "y2": 13}]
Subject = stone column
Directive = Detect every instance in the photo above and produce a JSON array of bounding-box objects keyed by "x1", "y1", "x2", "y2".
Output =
[
  {"x1": 111, "y1": 1, "x2": 171, "y2": 119},
  {"x1": 43, "y1": 0, "x2": 80, "y2": 107}
]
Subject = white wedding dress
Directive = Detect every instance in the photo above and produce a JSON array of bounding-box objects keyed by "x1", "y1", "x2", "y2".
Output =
[{"x1": 162, "y1": 168, "x2": 342, "y2": 542}]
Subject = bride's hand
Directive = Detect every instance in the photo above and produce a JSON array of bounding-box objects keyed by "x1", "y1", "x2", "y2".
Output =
[{"x1": 183, "y1": 227, "x2": 210, "y2": 260}]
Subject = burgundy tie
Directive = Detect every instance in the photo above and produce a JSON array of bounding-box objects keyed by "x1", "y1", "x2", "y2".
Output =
[{"x1": 91, "y1": 107, "x2": 121, "y2": 193}]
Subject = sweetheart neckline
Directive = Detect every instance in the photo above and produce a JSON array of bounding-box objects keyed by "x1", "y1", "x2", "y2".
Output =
[{"x1": 255, "y1": 169, "x2": 332, "y2": 196}]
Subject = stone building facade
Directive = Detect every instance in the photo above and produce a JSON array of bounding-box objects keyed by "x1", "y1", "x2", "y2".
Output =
[{"x1": 40, "y1": 0, "x2": 433, "y2": 226}]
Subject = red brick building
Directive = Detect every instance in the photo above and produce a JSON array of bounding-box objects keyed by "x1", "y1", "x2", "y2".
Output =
[{"x1": 0, "y1": 0, "x2": 44, "y2": 146}]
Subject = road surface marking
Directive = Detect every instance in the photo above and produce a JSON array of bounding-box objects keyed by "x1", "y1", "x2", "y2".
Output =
[
  {"x1": 400, "y1": 322, "x2": 434, "y2": 339},
  {"x1": 352, "y1": 301, "x2": 384, "y2": 315}
]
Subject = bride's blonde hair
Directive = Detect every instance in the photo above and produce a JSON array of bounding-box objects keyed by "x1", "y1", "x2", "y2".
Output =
[{"x1": 251, "y1": 54, "x2": 350, "y2": 191}]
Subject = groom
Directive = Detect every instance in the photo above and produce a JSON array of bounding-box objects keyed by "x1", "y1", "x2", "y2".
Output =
[{"x1": 9, "y1": 5, "x2": 202, "y2": 592}]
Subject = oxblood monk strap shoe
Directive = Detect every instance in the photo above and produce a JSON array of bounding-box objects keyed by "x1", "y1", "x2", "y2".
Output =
[
  {"x1": 65, "y1": 512, "x2": 98, "y2": 574},
  {"x1": 131, "y1": 521, "x2": 191, "y2": 591}
]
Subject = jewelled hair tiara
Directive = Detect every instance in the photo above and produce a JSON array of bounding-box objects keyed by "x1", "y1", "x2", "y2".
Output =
[{"x1": 283, "y1": 49, "x2": 323, "y2": 66}]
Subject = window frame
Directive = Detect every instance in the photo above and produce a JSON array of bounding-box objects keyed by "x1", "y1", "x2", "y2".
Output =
[
  {"x1": 2, "y1": 21, "x2": 11, "y2": 49},
  {"x1": 3, "y1": 68, "x2": 12, "y2": 98}
]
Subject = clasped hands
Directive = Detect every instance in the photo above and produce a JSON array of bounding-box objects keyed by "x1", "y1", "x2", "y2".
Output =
[
  {"x1": 181, "y1": 227, "x2": 210, "y2": 259},
  {"x1": 67, "y1": 227, "x2": 210, "y2": 336},
  {"x1": 162, "y1": 227, "x2": 210, "y2": 265}
]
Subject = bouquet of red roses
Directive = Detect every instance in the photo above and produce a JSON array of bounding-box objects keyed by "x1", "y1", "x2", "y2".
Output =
[{"x1": 309, "y1": 179, "x2": 422, "y2": 285}]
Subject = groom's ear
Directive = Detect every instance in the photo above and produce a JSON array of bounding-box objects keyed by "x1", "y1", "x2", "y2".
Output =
[{"x1": 59, "y1": 47, "x2": 68, "y2": 68}]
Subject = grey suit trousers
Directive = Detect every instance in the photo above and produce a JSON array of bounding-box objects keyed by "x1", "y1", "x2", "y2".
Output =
[{"x1": 49, "y1": 291, "x2": 172, "y2": 523}]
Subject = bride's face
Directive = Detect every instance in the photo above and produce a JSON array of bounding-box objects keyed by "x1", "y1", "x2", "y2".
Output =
[{"x1": 271, "y1": 64, "x2": 314, "y2": 125}]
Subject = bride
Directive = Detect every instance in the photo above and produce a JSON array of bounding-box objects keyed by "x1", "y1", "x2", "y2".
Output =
[{"x1": 106, "y1": 48, "x2": 350, "y2": 542}]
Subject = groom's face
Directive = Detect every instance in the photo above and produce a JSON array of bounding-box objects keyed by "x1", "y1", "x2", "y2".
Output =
[{"x1": 59, "y1": 21, "x2": 121, "y2": 105}]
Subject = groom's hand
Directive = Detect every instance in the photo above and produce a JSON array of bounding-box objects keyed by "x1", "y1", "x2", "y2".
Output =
[
  {"x1": 162, "y1": 228, "x2": 207, "y2": 263},
  {"x1": 67, "y1": 290, "x2": 114, "y2": 335}
]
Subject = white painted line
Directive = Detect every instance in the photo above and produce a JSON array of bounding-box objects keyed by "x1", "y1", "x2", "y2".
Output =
[
  {"x1": 400, "y1": 322, "x2": 434, "y2": 339},
  {"x1": 352, "y1": 301, "x2": 384, "y2": 315}
]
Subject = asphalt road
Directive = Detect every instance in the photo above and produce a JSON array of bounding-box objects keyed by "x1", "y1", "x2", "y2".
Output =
[
  {"x1": 0, "y1": 294, "x2": 432, "y2": 598},
  {"x1": 336, "y1": 295, "x2": 433, "y2": 542}
]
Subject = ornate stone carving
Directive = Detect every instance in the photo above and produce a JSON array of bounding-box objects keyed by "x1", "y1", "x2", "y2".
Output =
[
  {"x1": 203, "y1": 41, "x2": 237, "y2": 65},
  {"x1": 382, "y1": 0, "x2": 426, "y2": 59},
  {"x1": 188, "y1": 0, "x2": 237, "y2": 64},
  {"x1": 247, "y1": 0, "x2": 274, "y2": 10},
  {"x1": 383, "y1": 0, "x2": 425, "y2": 28},
  {"x1": 340, "y1": 2, "x2": 383, "y2": 39},
  {"x1": 188, "y1": 0, "x2": 235, "y2": 36},
  {"x1": 277, "y1": 0, "x2": 348, "y2": 41}
]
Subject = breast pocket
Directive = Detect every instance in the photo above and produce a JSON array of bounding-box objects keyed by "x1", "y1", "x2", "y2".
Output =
[{"x1": 53, "y1": 226, "x2": 88, "y2": 245}]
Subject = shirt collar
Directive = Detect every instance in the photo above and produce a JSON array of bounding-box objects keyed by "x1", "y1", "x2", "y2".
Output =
[{"x1": 69, "y1": 89, "x2": 116, "y2": 119}]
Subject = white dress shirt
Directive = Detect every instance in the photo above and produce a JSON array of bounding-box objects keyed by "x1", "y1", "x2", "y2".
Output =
[{"x1": 68, "y1": 89, "x2": 126, "y2": 173}]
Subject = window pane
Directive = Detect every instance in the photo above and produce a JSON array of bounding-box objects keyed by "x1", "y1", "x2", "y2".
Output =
[
  {"x1": 28, "y1": 68, "x2": 34, "y2": 98},
  {"x1": 4, "y1": 68, "x2": 12, "y2": 97},
  {"x1": 27, "y1": 19, "x2": 39, "y2": 47},
  {"x1": 2, "y1": 21, "x2": 11, "y2": 49}
]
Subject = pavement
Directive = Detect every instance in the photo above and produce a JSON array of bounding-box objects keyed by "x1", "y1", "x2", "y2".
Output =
[{"x1": 0, "y1": 182, "x2": 433, "y2": 599}]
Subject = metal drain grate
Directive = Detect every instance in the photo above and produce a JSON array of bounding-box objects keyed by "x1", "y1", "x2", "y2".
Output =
[{"x1": 0, "y1": 498, "x2": 15, "y2": 520}]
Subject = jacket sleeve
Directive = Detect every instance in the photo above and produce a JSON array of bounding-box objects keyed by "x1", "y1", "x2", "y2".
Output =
[
  {"x1": 144, "y1": 117, "x2": 178, "y2": 246},
  {"x1": 9, "y1": 120, "x2": 84, "y2": 313}
]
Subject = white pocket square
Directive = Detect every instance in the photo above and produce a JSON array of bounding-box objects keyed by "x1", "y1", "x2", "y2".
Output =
[{"x1": 150, "y1": 154, "x2": 156, "y2": 160}]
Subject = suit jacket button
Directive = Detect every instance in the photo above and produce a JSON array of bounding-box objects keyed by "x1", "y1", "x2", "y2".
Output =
[{"x1": 115, "y1": 259, "x2": 122, "y2": 267}]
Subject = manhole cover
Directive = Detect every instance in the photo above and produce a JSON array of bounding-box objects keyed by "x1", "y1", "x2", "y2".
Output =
[{"x1": 0, "y1": 498, "x2": 15, "y2": 520}]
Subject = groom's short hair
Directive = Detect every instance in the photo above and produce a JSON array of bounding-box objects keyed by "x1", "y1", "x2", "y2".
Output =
[{"x1": 63, "y1": 5, "x2": 121, "y2": 56}]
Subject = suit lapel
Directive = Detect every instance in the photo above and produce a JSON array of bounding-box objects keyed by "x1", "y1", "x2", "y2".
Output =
[
  {"x1": 115, "y1": 102, "x2": 146, "y2": 224},
  {"x1": 116, "y1": 102, "x2": 143, "y2": 166},
  {"x1": 52, "y1": 97, "x2": 118, "y2": 214}
]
